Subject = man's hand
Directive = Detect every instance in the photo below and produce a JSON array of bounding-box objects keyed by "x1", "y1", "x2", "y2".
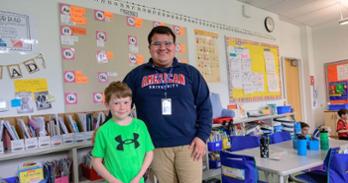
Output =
[{"x1": 189, "y1": 137, "x2": 206, "y2": 161}]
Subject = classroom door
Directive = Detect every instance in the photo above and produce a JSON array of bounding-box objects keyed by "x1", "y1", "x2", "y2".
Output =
[{"x1": 284, "y1": 58, "x2": 302, "y2": 121}]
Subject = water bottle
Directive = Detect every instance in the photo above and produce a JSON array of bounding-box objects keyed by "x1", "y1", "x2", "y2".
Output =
[
  {"x1": 260, "y1": 134, "x2": 270, "y2": 158},
  {"x1": 297, "y1": 135, "x2": 307, "y2": 156},
  {"x1": 294, "y1": 122, "x2": 302, "y2": 135},
  {"x1": 320, "y1": 130, "x2": 329, "y2": 150}
]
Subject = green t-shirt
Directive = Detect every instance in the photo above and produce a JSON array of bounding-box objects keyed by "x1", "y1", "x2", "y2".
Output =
[{"x1": 92, "y1": 118, "x2": 154, "y2": 183}]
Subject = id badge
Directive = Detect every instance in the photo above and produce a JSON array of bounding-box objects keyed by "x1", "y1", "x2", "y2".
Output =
[{"x1": 161, "y1": 98, "x2": 172, "y2": 115}]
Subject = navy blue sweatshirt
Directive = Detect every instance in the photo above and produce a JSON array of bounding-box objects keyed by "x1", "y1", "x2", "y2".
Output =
[{"x1": 123, "y1": 58, "x2": 212, "y2": 148}]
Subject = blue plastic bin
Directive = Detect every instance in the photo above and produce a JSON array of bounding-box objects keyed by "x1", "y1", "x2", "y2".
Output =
[
  {"x1": 328, "y1": 104, "x2": 348, "y2": 111},
  {"x1": 277, "y1": 106, "x2": 292, "y2": 114},
  {"x1": 209, "y1": 159, "x2": 221, "y2": 169},
  {"x1": 2, "y1": 176, "x2": 18, "y2": 183},
  {"x1": 207, "y1": 141, "x2": 222, "y2": 151}
]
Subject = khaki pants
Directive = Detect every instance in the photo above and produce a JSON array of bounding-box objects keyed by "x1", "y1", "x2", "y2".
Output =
[{"x1": 151, "y1": 145, "x2": 202, "y2": 183}]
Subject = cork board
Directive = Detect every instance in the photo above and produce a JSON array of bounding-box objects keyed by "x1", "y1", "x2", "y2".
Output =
[{"x1": 59, "y1": 3, "x2": 188, "y2": 112}]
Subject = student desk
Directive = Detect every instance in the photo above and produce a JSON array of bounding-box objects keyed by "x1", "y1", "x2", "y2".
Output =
[{"x1": 232, "y1": 139, "x2": 348, "y2": 183}]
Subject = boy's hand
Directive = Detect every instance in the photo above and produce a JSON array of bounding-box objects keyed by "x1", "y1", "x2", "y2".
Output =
[
  {"x1": 130, "y1": 176, "x2": 141, "y2": 183},
  {"x1": 110, "y1": 178, "x2": 123, "y2": 183}
]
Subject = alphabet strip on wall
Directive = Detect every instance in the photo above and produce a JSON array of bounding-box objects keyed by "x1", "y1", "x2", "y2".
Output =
[
  {"x1": 1, "y1": 53, "x2": 46, "y2": 79},
  {"x1": 93, "y1": 0, "x2": 276, "y2": 41}
]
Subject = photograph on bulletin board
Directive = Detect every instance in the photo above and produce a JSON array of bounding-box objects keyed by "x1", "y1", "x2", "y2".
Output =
[
  {"x1": 58, "y1": 3, "x2": 189, "y2": 113},
  {"x1": 225, "y1": 36, "x2": 281, "y2": 102}
]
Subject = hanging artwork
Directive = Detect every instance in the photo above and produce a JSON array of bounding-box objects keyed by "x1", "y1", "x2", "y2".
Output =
[
  {"x1": 23, "y1": 59, "x2": 40, "y2": 74},
  {"x1": 0, "y1": 54, "x2": 46, "y2": 79},
  {"x1": 7, "y1": 64, "x2": 22, "y2": 79}
]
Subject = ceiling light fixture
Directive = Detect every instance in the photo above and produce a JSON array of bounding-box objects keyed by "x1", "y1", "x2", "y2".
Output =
[{"x1": 338, "y1": 1, "x2": 348, "y2": 25}]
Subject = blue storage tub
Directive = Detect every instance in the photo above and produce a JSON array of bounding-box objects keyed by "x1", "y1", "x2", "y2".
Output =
[
  {"x1": 328, "y1": 104, "x2": 348, "y2": 111},
  {"x1": 207, "y1": 141, "x2": 222, "y2": 151},
  {"x1": 2, "y1": 176, "x2": 18, "y2": 183},
  {"x1": 209, "y1": 159, "x2": 221, "y2": 169},
  {"x1": 277, "y1": 106, "x2": 292, "y2": 114}
]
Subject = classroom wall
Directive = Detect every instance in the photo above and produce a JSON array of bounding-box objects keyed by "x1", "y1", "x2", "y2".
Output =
[
  {"x1": 278, "y1": 21, "x2": 311, "y2": 125},
  {"x1": 300, "y1": 26, "x2": 316, "y2": 128},
  {"x1": 0, "y1": 0, "x2": 311, "y2": 117},
  {"x1": 0, "y1": 0, "x2": 310, "y2": 177},
  {"x1": 0, "y1": 0, "x2": 294, "y2": 117},
  {"x1": 312, "y1": 22, "x2": 348, "y2": 125}
]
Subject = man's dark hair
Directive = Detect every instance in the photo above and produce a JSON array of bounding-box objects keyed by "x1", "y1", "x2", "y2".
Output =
[
  {"x1": 338, "y1": 109, "x2": 348, "y2": 117},
  {"x1": 300, "y1": 121, "x2": 309, "y2": 129},
  {"x1": 147, "y1": 26, "x2": 176, "y2": 44}
]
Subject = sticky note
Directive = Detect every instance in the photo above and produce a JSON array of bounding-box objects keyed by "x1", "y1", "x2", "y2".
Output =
[{"x1": 11, "y1": 98, "x2": 22, "y2": 107}]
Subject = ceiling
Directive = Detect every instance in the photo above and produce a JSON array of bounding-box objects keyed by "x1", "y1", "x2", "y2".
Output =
[{"x1": 237, "y1": 0, "x2": 348, "y2": 27}]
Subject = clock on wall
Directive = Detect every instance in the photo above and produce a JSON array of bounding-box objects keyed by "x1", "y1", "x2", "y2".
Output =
[{"x1": 264, "y1": 16, "x2": 275, "y2": 33}]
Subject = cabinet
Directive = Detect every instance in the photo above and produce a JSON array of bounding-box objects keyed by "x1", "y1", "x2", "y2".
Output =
[{"x1": 324, "y1": 111, "x2": 338, "y2": 137}]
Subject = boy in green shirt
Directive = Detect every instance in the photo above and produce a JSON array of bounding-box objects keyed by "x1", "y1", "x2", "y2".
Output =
[{"x1": 92, "y1": 81, "x2": 154, "y2": 183}]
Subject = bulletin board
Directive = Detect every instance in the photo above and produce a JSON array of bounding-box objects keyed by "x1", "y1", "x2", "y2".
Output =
[
  {"x1": 325, "y1": 60, "x2": 348, "y2": 104},
  {"x1": 59, "y1": 3, "x2": 188, "y2": 112},
  {"x1": 225, "y1": 36, "x2": 281, "y2": 102}
]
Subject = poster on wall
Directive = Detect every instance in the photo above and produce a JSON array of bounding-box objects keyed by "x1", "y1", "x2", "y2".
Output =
[
  {"x1": 225, "y1": 37, "x2": 281, "y2": 102},
  {"x1": 13, "y1": 78, "x2": 52, "y2": 113},
  {"x1": 0, "y1": 11, "x2": 32, "y2": 51},
  {"x1": 194, "y1": 29, "x2": 220, "y2": 83},
  {"x1": 325, "y1": 61, "x2": 348, "y2": 104}
]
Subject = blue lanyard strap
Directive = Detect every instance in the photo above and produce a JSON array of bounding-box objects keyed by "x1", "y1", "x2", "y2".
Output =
[{"x1": 155, "y1": 67, "x2": 173, "y2": 98}]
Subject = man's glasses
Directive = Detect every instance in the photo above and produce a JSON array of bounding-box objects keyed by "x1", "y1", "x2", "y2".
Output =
[{"x1": 150, "y1": 41, "x2": 174, "y2": 47}]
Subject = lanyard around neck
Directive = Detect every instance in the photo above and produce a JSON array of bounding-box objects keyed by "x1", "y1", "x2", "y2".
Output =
[{"x1": 154, "y1": 67, "x2": 174, "y2": 98}]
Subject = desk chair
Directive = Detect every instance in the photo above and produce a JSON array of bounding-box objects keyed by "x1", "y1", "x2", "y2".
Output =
[
  {"x1": 294, "y1": 147, "x2": 348, "y2": 183},
  {"x1": 229, "y1": 135, "x2": 260, "y2": 152},
  {"x1": 220, "y1": 151, "x2": 266, "y2": 183},
  {"x1": 269, "y1": 131, "x2": 291, "y2": 144}
]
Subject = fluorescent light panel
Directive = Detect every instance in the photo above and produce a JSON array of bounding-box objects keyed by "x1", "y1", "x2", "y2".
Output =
[{"x1": 339, "y1": 17, "x2": 348, "y2": 25}]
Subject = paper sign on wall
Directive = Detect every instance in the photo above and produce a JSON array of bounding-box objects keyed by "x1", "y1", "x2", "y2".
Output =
[
  {"x1": 62, "y1": 48, "x2": 75, "y2": 60},
  {"x1": 14, "y1": 78, "x2": 48, "y2": 93},
  {"x1": 97, "y1": 72, "x2": 108, "y2": 83},
  {"x1": 93, "y1": 92, "x2": 103, "y2": 104},
  {"x1": 64, "y1": 71, "x2": 75, "y2": 83},
  {"x1": 65, "y1": 92, "x2": 77, "y2": 104}
]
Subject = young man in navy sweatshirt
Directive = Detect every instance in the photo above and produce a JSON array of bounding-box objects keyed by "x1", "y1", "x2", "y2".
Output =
[{"x1": 123, "y1": 26, "x2": 212, "y2": 183}]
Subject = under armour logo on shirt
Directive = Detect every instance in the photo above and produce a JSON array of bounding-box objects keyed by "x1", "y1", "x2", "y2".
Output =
[{"x1": 115, "y1": 133, "x2": 140, "y2": 151}]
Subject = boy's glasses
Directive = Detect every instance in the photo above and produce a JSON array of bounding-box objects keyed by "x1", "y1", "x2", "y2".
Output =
[{"x1": 150, "y1": 41, "x2": 174, "y2": 47}]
